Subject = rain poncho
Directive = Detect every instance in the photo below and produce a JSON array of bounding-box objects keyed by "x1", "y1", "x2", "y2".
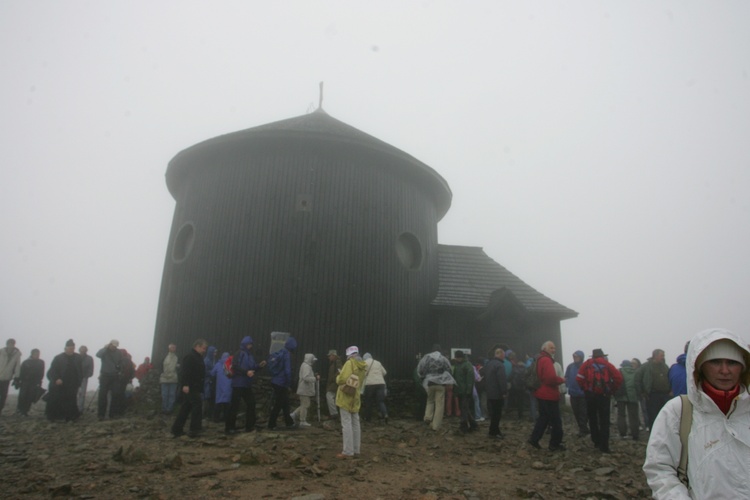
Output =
[
  {"x1": 416, "y1": 351, "x2": 456, "y2": 391},
  {"x1": 297, "y1": 353, "x2": 317, "y2": 397},
  {"x1": 643, "y1": 328, "x2": 750, "y2": 499},
  {"x1": 211, "y1": 353, "x2": 232, "y2": 404}
]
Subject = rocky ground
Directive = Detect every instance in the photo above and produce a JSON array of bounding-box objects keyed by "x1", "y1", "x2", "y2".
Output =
[{"x1": 0, "y1": 395, "x2": 653, "y2": 499}]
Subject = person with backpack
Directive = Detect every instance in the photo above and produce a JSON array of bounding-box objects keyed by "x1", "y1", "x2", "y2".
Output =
[
  {"x1": 267, "y1": 336, "x2": 297, "y2": 430},
  {"x1": 527, "y1": 341, "x2": 566, "y2": 451},
  {"x1": 615, "y1": 359, "x2": 639, "y2": 441},
  {"x1": 335, "y1": 346, "x2": 367, "y2": 459},
  {"x1": 576, "y1": 348, "x2": 623, "y2": 453},
  {"x1": 565, "y1": 350, "x2": 589, "y2": 437},
  {"x1": 226, "y1": 336, "x2": 265, "y2": 434},
  {"x1": 507, "y1": 352, "x2": 527, "y2": 420},
  {"x1": 668, "y1": 342, "x2": 689, "y2": 397},
  {"x1": 644, "y1": 328, "x2": 750, "y2": 499}
]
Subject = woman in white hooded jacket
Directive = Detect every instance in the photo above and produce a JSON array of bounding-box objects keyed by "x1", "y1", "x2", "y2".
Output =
[
  {"x1": 291, "y1": 353, "x2": 319, "y2": 427},
  {"x1": 643, "y1": 328, "x2": 750, "y2": 499}
]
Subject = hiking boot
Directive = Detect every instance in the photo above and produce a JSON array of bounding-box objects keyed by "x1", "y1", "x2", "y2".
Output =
[
  {"x1": 299, "y1": 422, "x2": 311, "y2": 428},
  {"x1": 526, "y1": 439, "x2": 541, "y2": 449}
]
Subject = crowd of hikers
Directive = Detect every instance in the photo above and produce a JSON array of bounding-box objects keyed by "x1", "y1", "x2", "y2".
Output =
[{"x1": 2, "y1": 327, "x2": 748, "y2": 497}]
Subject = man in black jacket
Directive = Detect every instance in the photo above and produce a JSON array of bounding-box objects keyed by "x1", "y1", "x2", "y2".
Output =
[
  {"x1": 46, "y1": 339, "x2": 83, "y2": 422},
  {"x1": 17, "y1": 348, "x2": 45, "y2": 416},
  {"x1": 484, "y1": 347, "x2": 508, "y2": 439},
  {"x1": 172, "y1": 339, "x2": 208, "y2": 438}
]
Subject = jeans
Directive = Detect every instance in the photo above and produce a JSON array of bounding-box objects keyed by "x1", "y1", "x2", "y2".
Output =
[
  {"x1": 161, "y1": 383, "x2": 178, "y2": 413},
  {"x1": 529, "y1": 398, "x2": 563, "y2": 448},
  {"x1": 326, "y1": 391, "x2": 338, "y2": 416},
  {"x1": 340, "y1": 408, "x2": 361, "y2": 456},
  {"x1": 363, "y1": 384, "x2": 388, "y2": 420}
]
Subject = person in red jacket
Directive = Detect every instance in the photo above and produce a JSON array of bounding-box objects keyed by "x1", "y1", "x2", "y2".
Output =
[
  {"x1": 527, "y1": 341, "x2": 566, "y2": 451},
  {"x1": 576, "y1": 348, "x2": 623, "y2": 453}
]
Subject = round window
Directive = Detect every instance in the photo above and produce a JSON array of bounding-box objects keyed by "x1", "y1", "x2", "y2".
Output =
[
  {"x1": 172, "y1": 222, "x2": 195, "y2": 263},
  {"x1": 395, "y1": 232, "x2": 423, "y2": 270}
]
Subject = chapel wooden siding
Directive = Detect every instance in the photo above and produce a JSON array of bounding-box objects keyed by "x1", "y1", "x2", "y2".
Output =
[{"x1": 153, "y1": 110, "x2": 452, "y2": 377}]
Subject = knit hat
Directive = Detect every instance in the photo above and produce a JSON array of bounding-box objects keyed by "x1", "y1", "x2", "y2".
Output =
[
  {"x1": 345, "y1": 346, "x2": 359, "y2": 357},
  {"x1": 454, "y1": 350, "x2": 465, "y2": 358},
  {"x1": 65, "y1": 339, "x2": 75, "y2": 347},
  {"x1": 621, "y1": 360, "x2": 632, "y2": 368},
  {"x1": 327, "y1": 349, "x2": 337, "y2": 356},
  {"x1": 697, "y1": 339, "x2": 746, "y2": 369}
]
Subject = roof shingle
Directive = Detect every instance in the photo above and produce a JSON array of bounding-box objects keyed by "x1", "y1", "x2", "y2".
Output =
[{"x1": 432, "y1": 245, "x2": 578, "y2": 319}]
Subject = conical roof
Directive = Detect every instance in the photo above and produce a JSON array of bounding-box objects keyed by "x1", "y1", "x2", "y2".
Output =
[{"x1": 166, "y1": 109, "x2": 452, "y2": 218}]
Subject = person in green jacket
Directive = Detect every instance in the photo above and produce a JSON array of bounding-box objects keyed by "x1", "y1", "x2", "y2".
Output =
[
  {"x1": 335, "y1": 346, "x2": 367, "y2": 459},
  {"x1": 453, "y1": 351, "x2": 478, "y2": 433},
  {"x1": 615, "y1": 360, "x2": 640, "y2": 440}
]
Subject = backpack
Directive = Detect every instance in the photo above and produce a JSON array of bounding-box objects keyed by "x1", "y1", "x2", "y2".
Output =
[
  {"x1": 223, "y1": 355, "x2": 235, "y2": 377},
  {"x1": 267, "y1": 349, "x2": 286, "y2": 377},
  {"x1": 589, "y1": 363, "x2": 615, "y2": 396},
  {"x1": 511, "y1": 363, "x2": 527, "y2": 390},
  {"x1": 525, "y1": 358, "x2": 541, "y2": 392}
]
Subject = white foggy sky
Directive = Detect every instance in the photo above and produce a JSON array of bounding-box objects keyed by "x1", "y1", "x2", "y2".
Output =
[{"x1": 2, "y1": 2, "x2": 749, "y2": 378}]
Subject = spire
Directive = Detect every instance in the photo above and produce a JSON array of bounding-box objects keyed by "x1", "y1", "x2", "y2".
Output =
[{"x1": 318, "y1": 81, "x2": 324, "y2": 110}]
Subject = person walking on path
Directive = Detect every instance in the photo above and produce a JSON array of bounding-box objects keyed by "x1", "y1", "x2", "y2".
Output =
[
  {"x1": 527, "y1": 341, "x2": 566, "y2": 451},
  {"x1": 576, "y1": 348, "x2": 622, "y2": 453},
  {"x1": 171, "y1": 339, "x2": 207, "y2": 438},
  {"x1": 291, "y1": 353, "x2": 319, "y2": 428}
]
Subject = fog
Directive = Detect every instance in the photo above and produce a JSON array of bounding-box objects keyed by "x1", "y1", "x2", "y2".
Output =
[{"x1": 2, "y1": 2, "x2": 749, "y2": 379}]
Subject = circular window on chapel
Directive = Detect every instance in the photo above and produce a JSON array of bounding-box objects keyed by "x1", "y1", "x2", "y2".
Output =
[
  {"x1": 395, "y1": 232, "x2": 423, "y2": 270},
  {"x1": 172, "y1": 222, "x2": 195, "y2": 263}
]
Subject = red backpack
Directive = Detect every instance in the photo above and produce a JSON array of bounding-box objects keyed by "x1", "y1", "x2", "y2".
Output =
[{"x1": 587, "y1": 362, "x2": 614, "y2": 396}]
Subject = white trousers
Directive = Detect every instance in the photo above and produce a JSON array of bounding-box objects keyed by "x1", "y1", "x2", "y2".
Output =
[{"x1": 340, "y1": 408, "x2": 361, "y2": 456}]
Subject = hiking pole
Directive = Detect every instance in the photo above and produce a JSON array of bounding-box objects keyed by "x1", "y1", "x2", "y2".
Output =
[{"x1": 316, "y1": 378, "x2": 321, "y2": 423}]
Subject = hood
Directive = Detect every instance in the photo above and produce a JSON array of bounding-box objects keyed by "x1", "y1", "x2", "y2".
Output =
[
  {"x1": 686, "y1": 328, "x2": 750, "y2": 407},
  {"x1": 675, "y1": 353, "x2": 686, "y2": 365},
  {"x1": 574, "y1": 350, "x2": 585, "y2": 359},
  {"x1": 218, "y1": 352, "x2": 229, "y2": 363},
  {"x1": 363, "y1": 353, "x2": 373, "y2": 361},
  {"x1": 285, "y1": 337, "x2": 297, "y2": 352},
  {"x1": 303, "y1": 353, "x2": 316, "y2": 365},
  {"x1": 206, "y1": 346, "x2": 216, "y2": 359},
  {"x1": 240, "y1": 336, "x2": 253, "y2": 352}
]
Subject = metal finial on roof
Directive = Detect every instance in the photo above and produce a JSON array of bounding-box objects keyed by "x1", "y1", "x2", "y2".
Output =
[{"x1": 319, "y1": 81, "x2": 324, "y2": 110}]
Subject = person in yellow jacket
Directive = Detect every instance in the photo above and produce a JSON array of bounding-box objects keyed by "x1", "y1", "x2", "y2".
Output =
[{"x1": 335, "y1": 346, "x2": 366, "y2": 459}]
